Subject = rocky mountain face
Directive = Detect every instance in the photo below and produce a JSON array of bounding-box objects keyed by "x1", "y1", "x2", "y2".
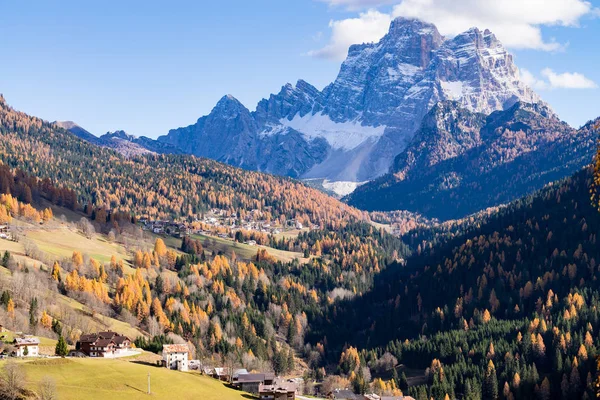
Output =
[
  {"x1": 347, "y1": 101, "x2": 597, "y2": 220},
  {"x1": 157, "y1": 17, "x2": 541, "y2": 184}
]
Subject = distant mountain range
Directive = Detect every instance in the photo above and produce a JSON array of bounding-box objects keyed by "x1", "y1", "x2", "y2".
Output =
[
  {"x1": 54, "y1": 17, "x2": 598, "y2": 220},
  {"x1": 54, "y1": 121, "x2": 181, "y2": 157},
  {"x1": 60, "y1": 18, "x2": 540, "y2": 179}
]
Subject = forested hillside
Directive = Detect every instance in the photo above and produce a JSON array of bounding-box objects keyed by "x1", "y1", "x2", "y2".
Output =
[
  {"x1": 0, "y1": 166, "x2": 409, "y2": 384},
  {"x1": 348, "y1": 104, "x2": 599, "y2": 220},
  {"x1": 0, "y1": 98, "x2": 410, "y2": 395},
  {"x1": 0, "y1": 95, "x2": 362, "y2": 227},
  {"x1": 313, "y1": 166, "x2": 600, "y2": 399}
]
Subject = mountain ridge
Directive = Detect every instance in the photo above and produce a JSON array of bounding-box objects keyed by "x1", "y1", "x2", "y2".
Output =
[
  {"x1": 155, "y1": 17, "x2": 543, "y2": 183},
  {"x1": 347, "y1": 102, "x2": 597, "y2": 219}
]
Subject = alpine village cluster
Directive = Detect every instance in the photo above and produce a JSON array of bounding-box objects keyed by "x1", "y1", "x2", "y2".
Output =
[{"x1": 0, "y1": 12, "x2": 600, "y2": 400}]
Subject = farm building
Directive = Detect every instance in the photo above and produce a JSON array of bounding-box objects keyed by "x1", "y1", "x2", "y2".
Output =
[
  {"x1": 162, "y1": 343, "x2": 189, "y2": 371},
  {"x1": 235, "y1": 373, "x2": 276, "y2": 395},
  {"x1": 77, "y1": 331, "x2": 131, "y2": 357},
  {"x1": 13, "y1": 337, "x2": 40, "y2": 357}
]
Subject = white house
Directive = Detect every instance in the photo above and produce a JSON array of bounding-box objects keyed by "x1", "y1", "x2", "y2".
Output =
[
  {"x1": 162, "y1": 344, "x2": 189, "y2": 371},
  {"x1": 13, "y1": 337, "x2": 40, "y2": 357},
  {"x1": 0, "y1": 225, "x2": 9, "y2": 240}
]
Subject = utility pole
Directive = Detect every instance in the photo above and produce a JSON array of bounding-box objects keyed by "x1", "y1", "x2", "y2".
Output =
[{"x1": 148, "y1": 372, "x2": 151, "y2": 395}]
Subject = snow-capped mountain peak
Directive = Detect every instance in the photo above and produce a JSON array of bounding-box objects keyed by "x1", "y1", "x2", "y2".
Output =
[{"x1": 158, "y1": 17, "x2": 545, "y2": 185}]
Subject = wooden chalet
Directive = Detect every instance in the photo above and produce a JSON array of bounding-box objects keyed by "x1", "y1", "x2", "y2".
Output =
[{"x1": 77, "y1": 331, "x2": 131, "y2": 357}]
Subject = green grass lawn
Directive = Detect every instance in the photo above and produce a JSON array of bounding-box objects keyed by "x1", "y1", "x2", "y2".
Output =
[{"x1": 1, "y1": 358, "x2": 253, "y2": 400}]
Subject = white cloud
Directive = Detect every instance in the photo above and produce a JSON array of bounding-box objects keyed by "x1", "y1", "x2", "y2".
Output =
[
  {"x1": 307, "y1": 10, "x2": 392, "y2": 61},
  {"x1": 521, "y1": 68, "x2": 597, "y2": 89},
  {"x1": 520, "y1": 68, "x2": 549, "y2": 90},
  {"x1": 391, "y1": 0, "x2": 593, "y2": 51},
  {"x1": 311, "y1": 0, "x2": 597, "y2": 59},
  {"x1": 541, "y1": 68, "x2": 598, "y2": 89}
]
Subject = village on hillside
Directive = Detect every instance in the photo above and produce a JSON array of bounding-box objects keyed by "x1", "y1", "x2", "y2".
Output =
[{"x1": 140, "y1": 207, "x2": 314, "y2": 241}]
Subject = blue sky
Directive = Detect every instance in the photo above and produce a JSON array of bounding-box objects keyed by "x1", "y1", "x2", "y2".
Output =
[{"x1": 0, "y1": 0, "x2": 598, "y2": 138}]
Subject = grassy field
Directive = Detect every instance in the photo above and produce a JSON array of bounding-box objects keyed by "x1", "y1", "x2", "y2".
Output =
[
  {"x1": 190, "y1": 233, "x2": 308, "y2": 264},
  {"x1": 26, "y1": 227, "x2": 130, "y2": 265},
  {"x1": 0, "y1": 358, "x2": 253, "y2": 400}
]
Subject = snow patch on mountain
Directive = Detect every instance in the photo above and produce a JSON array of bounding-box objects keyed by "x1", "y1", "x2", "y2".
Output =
[
  {"x1": 322, "y1": 180, "x2": 366, "y2": 197},
  {"x1": 387, "y1": 63, "x2": 422, "y2": 82},
  {"x1": 278, "y1": 113, "x2": 386, "y2": 151},
  {"x1": 440, "y1": 81, "x2": 464, "y2": 100}
]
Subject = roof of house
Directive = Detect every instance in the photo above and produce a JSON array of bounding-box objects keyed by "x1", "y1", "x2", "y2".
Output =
[
  {"x1": 259, "y1": 381, "x2": 298, "y2": 394},
  {"x1": 381, "y1": 396, "x2": 415, "y2": 400},
  {"x1": 113, "y1": 336, "x2": 130, "y2": 345},
  {"x1": 14, "y1": 337, "x2": 40, "y2": 346},
  {"x1": 98, "y1": 331, "x2": 119, "y2": 339},
  {"x1": 79, "y1": 334, "x2": 98, "y2": 343},
  {"x1": 236, "y1": 373, "x2": 275, "y2": 383},
  {"x1": 79, "y1": 331, "x2": 129, "y2": 345},
  {"x1": 94, "y1": 339, "x2": 115, "y2": 347},
  {"x1": 162, "y1": 344, "x2": 189, "y2": 353},
  {"x1": 382, "y1": 397, "x2": 416, "y2": 400},
  {"x1": 232, "y1": 369, "x2": 249, "y2": 379},
  {"x1": 330, "y1": 389, "x2": 363, "y2": 400}
]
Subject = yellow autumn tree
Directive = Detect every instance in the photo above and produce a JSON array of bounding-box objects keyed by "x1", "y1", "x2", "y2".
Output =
[
  {"x1": 154, "y1": 238, "x2": 167, "y2": 257},
  {"x1": 7, "y1": 298, "x2": 15, "y2": 319},
  {"x1": 482, "y1": 309, "x2": 492, "y2": 324},
  {"x1": 51, "y1": 261, "x2": 61, "y2": 281},
  {"x1": 72, "y1": 251, "x2": 84, "y2": 268},
  {"x1": 339, "y1": 346, "x2": 361, "y2": 374},
  {"x1": 0, "y1": 205, "x2": 11, "y2": 224},
  {"x1": 40, "y1": 311, "x2": 52, "y2": 329}
]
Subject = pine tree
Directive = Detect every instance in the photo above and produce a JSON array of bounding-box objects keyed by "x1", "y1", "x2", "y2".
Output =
[
  {"x1": 0, "y1": 290, "x2": 10, "y2": 307},
  {"x1": 554, "y1": 347, "x2": 563, "y2": 373},
  {"x1": 287, "y1": 348, "x2": 295, "y2": 373},
  {"x1": 1, "y1": 250, "x2": 9, "y2": 267},
  {"x1": 272, "y1": 350, "x2": 288, "y2": 376},
  {"x1": 351, "y1": 367, "x2": 369, "y2": 395},
  {"x1": 55, "y1": 336, "x2": 68, "y2": 357},
  {"x1": 482, "y1": 360, "x2": 498, "y2": 400},
  {"x1": 399, "y1": 371, "x2": 409, "y2": 391},
  {"x1": 52, "y1": 319, "x2": 62, "y2": 336},
  {"x1": 29, "y1": 297, "x2": 38, "y2": 328}
]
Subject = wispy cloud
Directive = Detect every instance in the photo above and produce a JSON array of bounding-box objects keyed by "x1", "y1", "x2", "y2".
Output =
[
  {"x1": 521, "y1": 68, "x2": 597, "y2": 89},
  {"x1": 307, "y1": 10, "x2": 392, "y2": 61},
  {"x1": 311, "y1": 0, "x2": 596, "y2": 60}
]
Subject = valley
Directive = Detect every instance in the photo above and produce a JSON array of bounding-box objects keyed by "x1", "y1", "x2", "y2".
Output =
[{"x1": 0, "y1": 6, "x2": 599, "y2": 400}]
